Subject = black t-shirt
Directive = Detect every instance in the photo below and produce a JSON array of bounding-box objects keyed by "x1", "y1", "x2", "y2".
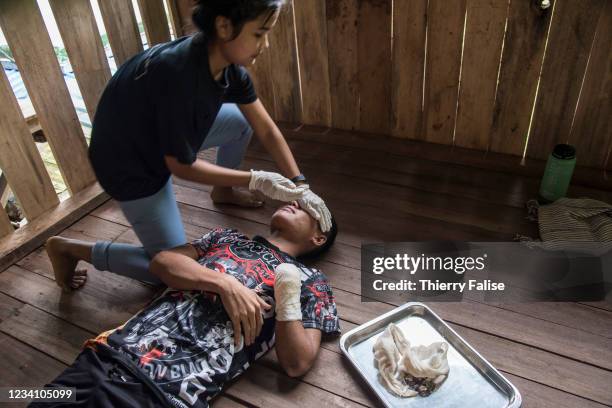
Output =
[
  {"x1": 86, "y1": 228, "x2": 340, "y2": 408},
  {"x1": 89, "y1": 36, "x2": 257, "y2": 201}
]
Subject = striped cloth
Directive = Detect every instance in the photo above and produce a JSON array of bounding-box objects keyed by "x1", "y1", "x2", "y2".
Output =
[{"x1": 518, "y1": 198, "x2": 612, "y2": 254}]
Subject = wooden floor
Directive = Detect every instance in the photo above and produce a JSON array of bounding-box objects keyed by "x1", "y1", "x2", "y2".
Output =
[{"x1": 1, "y1": 126, "x2": 611, "y2": 407}]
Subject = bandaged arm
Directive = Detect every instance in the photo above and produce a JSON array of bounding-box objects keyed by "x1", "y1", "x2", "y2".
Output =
[{"x1": 274, "y1": 263, "x2": 322, "y2": 378}]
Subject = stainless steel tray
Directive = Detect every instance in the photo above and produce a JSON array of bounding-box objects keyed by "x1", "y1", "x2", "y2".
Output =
[{"x1": 340, "y1": 302, "x2": 522, "y2": 408}]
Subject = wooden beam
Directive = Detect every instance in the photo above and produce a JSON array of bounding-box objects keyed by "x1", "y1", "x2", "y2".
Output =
[
  {"x1": 0, "y1": 67, "x2": 58, "y2": 221},
  {"x1": 49, "y1": 0, "x2": 112, "y2": 122},
  {"x1": 98, "y1": 0, "x2": 143, "y2": 66},
  {"x1": 137, "y1": 0, "x2": 171, "y2": 46},
  {"x1": 0, "y1": 183, "x2": 109, "y2": 273},
  {"x1": 0, "y1": 0, "x2": 96, "y2": 195}
]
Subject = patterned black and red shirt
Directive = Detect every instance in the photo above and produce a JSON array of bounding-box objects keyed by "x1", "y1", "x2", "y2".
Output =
[{"x1": 90, "y1": 228, "x2": 340, "y2": 408}]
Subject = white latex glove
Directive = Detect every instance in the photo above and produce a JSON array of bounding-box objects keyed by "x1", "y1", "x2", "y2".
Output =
[
  {"x1": 274, "y1": 263, "x2": 302, "y2": 321},
  {"x1": 249, "y1": 170, "x2": 308, "y2": 202},
  {"x1": 297, "y1": 186, "x2": 332, "y2": 232}
]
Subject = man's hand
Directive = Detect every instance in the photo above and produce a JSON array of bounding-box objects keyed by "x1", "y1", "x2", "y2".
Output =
[
  {"x1": 297, "y1": 187, "x2": 332, "y2": 232},
  {"x1": 219, "y1": 275, "x2": 271, "y2": 347},
  {"x1": 274, "y1": 263, "x2": 303, "y2": 321},
  {"x1": 249, "y1": 170, "x2": 308, "y2": 202}
]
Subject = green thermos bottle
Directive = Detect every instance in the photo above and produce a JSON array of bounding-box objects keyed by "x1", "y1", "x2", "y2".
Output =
[{"x1": 539, "y1": 144, "x2": 576, "y2": 203}]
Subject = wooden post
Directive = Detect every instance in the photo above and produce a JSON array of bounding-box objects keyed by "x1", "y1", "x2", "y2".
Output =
[
  {"x1": 0, "y1": 68, "x2": 59, "y2": 220},
  {"x1": 98, "y1": 0, "x2": 143, "y2": 66},
  {"x1": 165, "y1": 0, "x2": 184, "y2": 38},
  {"x1": 173, "y1": 0, "x2": 197, "y2": 35},
  {"x1": 137, "y1": 0, "x2": 172, "y2": 46},
  {"x1": 0, "y1": 174, "x2": 8, "y2": 207},
  {"x1": 0, "y1": 207, "x2": 12, "y2": 238},
  {"x1": 0, "y1": 0, "x2": 96, "y2": 195},
  {"x1": 49, "y1": 0, "x2": 112, "y2": 122}
]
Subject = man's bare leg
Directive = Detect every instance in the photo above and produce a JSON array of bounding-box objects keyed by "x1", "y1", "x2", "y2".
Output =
[
  {"x1": 210, "y1": 186, "x2": 263, "y2": 208},
  {"x1": 46, "y1": 236, "x2": 93, "y2": 291}
]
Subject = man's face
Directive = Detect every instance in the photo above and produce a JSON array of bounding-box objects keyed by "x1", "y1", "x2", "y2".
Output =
[
  {"x1": 270, "y1": 202, "x2": 325, "y2": 249},
  {"x1": 218, "y1": 11, "x2": 280, "y2": 66}
]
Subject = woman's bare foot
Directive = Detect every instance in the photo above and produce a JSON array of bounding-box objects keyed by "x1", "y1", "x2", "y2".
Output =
[
  {"x1": 46, "y1": 237, "x2": 88, "y2": 291},
  {"x1": 211, "y1": 186, "x2": 264, "y2": 208}
]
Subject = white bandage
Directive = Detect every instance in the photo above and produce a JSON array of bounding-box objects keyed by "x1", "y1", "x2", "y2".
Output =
[
  {"x1": 274, "y1": 263, "x2": 302, "y2": 321},
  {"x1": 297, "y1": 187, "x2": 332, "y2": 232}
]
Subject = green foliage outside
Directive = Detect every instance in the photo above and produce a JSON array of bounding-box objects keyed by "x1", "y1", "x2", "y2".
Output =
[{"x1": 0, "y1": 44, "x2": 12, "y2": 60}]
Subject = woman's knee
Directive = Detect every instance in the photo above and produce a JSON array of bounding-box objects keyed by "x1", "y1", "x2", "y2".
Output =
[
  {"x1": 222, "y1": 104, "x2": 253, "y2": 140},
  {"x1": 233, "y1": 110, "x2": 253, "y2": 141},
  {"x1": 201, "y1": 104, "x2": 254, "y2": 153}
]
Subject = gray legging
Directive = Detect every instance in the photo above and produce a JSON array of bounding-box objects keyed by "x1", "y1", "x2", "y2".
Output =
[{"x1": 91, "y1": 103, "x2": 253, "y2": 283}]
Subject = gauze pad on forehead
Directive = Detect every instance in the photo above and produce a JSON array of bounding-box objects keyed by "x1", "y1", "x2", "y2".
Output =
[{"x1": 274, "y1": 263, "x2": 302, "y2": 321}]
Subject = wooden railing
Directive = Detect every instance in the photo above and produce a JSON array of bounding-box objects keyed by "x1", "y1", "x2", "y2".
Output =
[
  {"x1": 179, "y1": 0, "x2": 612, "y2": 171},
  {"x1": 0, "y1": 0, "x2": 610, "y2": 267},
  {"x1": 0, "y1": 0, "x2": 178, "y2": 268}
]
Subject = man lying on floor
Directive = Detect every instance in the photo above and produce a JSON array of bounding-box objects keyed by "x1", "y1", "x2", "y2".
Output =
[{"x1": 31, "y1": 201, "x2": 339, "y2": 408}]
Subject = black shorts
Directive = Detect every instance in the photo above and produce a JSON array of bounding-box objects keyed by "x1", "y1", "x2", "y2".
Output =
[{"x1": 29, "y1": 347, "x2": 170, "y2": 408}]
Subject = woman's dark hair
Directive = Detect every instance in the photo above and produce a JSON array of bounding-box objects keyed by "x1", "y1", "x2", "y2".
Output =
[
  {"x1": 192, "y1": 0, "x2": 286, "y2": 41},
  {"x1": 298, "y1": 216, "x2": 338, "y2": 261}
]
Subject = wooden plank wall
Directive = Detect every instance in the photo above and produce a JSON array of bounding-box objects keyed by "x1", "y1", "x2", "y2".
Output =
[
  {"x1": 49, "y1": 0, "x2": 112, "y2": 122},
  {"x1": 98, "y1": 0, "x2": 143, "y2": 66},
  {"x1": 267, "y1": 1, "x2": 302, "y2": 123},
  {"x1": 527, "y1": 0, "x2": 605, "y2": 160},
  {"x1": 568, "y1": 0, "x2": 612, "y2": 170},
  {"x1": 326, "y1": 0, "x2": 360, "y2": 130},
  {"x1": 172, "y1": 0, "x2": 611, "y2": 170},
  {"x1": 357, "y1": 0, "x2": 392, "y2": 135},
  {"x1": 391, "y1": 0, "x2": 427, "y2": 139},
  {"x1": 0, "y1": 0, "x2": 96, "y2": 194},
  {"x1": 423, "y1": 0, "x2": 467, "y2": 145},
  {"x1": 294, "y1": 0, "x2": 332, "y2": 127},
  {"x1": 454, "y1": 0, "x2": 508, "y2": 150},
  {"x1": 137, "y1": 0, "x2": 172, "y2": 46},
  {"x1": 0, "y1": 69, "x2": 58, "y2": 222},
  {"x1": 0, "y1": 0, "x2": 174, "y2": 244}
]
